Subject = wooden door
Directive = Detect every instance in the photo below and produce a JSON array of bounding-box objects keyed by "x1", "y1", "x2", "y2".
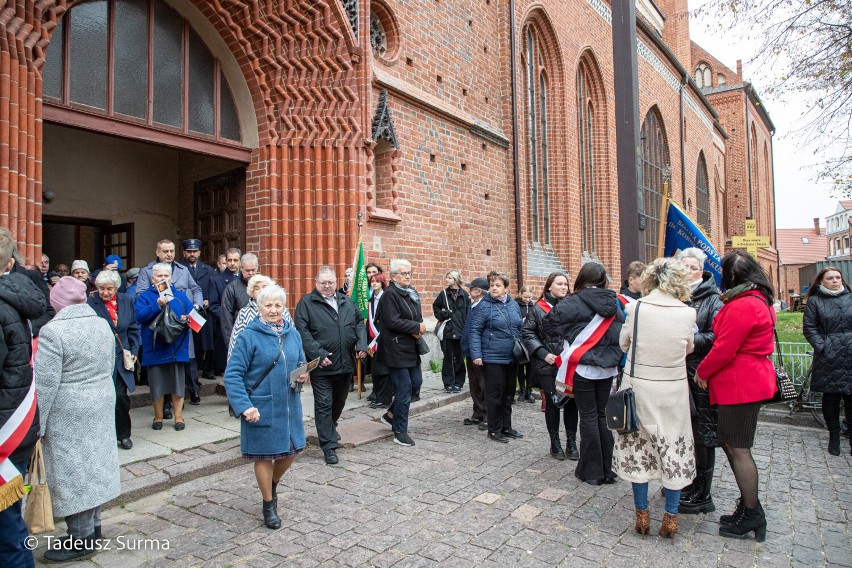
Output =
[
  {"x1": 103, "y1": 223, "x2": 134, "y2": 269},
  {"x1": 194, "y1": 168, "x2": 246, "y2": 264}
]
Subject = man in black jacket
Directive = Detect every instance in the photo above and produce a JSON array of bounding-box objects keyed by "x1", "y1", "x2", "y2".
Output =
[
  {"x1": 295, "y1": 266, "x2": 367, "y2": 465},
  {"x1": 220, "y1": 253, "x2": 257, "y2": 346},
  {"x1": 0, "y1": 228, "x2": 48, "y2": 568}
]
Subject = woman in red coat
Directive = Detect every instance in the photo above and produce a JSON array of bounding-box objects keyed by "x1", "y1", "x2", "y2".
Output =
[{"x1": 695, "y1": 250, "x2": 775, "y2": 543}]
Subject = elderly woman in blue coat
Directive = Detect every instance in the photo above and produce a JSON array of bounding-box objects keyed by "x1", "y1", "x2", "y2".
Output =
[
  {"x1": 135, "y1": 263, "x2": 192, "y2": 431},
  {"x1": 225, "y1": 285, "x2": 308, "y2": 530}
]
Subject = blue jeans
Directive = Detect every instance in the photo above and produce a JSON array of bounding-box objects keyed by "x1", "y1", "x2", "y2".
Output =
[
  {"x1": 632, "y1": 482, "x2": 681, "y2": 514},
  {"x1": 390, "y1": 365, "x2": 422, "y2": 433},
  {"x1": 0, "y1": 461, "x2": 35, "y2": 568}
]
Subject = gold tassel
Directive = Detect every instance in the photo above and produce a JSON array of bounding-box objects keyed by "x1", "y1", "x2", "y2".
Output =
[{"x1": 0, "y1": 475, "x2": 26, "y2": 511}]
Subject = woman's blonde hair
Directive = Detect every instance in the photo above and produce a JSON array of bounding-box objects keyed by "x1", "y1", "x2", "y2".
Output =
[
  {"x1": 445, "y1": 270, "x2": 463, "y2": 286},
  {"x1": 247, "y1": 274, "x2": 274, "y2": 299},
  {"x1": 641, "y1": 257, "x2": 691, "y2": 302}
]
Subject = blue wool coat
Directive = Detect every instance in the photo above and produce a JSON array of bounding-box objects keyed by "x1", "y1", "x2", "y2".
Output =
[
  {"x1": 468, "y1": 294, "x2": 523, "y2": 364},
  {"x1": 224, "y1": 317, "x2": 307, "y2": 455},
  {"x1": 135, "y1": 286, "x2": 192, "y2": 366}
]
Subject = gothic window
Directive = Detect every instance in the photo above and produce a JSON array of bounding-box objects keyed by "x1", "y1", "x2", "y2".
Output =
[
  {"x1": 370, "y1": 13, "x2": 387, "y2": 57},
  {"x1": 694, "y1": 63, "x2": 711, "y2": 88},
  {"x1": 577, "y1": 59, "x2": 598, "y2": 253},
  {"x1": 43, "y1": 0, "x2": 241, "y2": 143},
  {"x1": 695, "y1": 152, "x2": 711, "y2": 230},
  {"x1": 524, "y1": 27, "x2": 551, "y2": 244},
  {"x1": 639, "y1": 107, "x2": 670, "y2": 263},
  {"x1": 750, "y1": 125, "x2": 759, "y2": 218}
]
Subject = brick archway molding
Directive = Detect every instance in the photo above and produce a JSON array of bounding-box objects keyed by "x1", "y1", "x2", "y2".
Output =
[{"x1": 0, "y1": 0, "x2": 367, "y2": 303}]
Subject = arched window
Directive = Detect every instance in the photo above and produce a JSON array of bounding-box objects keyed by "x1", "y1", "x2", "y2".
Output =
[
  {"x1": 750, "y1": 126, "x2": 759, "y2": 218},
  {"x1": 694, "y1": 63, "x2": 711, "y2": 88},
  {"x1": 43, "y1": 0, "x2": 242, "y2": 143},
  {"x1": 524, "y1": 27, "x2": 551, "y2": 244},
  {"x1": 639, "y1": 107, "x2": 670, "y2": 263},
  {"x1": 695, "y1": 152, "x2": 711, "y2": 230},
  {"x1": 577, "y1": 58, "x2": 599, "y2": 253},
  {"x1": 845, "y1": 236, "x2": 850, "y2": 252}
]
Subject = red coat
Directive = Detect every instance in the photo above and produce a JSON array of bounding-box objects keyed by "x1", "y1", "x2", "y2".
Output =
[{"x1": 695, "y1": 290, "x2": 776, "y2": 405}]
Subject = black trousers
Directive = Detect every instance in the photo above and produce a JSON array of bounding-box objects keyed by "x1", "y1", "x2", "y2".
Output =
[
  {"x1": 545, "y1": 394, "x2": 578, "y2": 435},
  {"x1": 373, "y1": 373, "x2": 393, "y2": 405},
  {"x1": 114, "y1": 371, "x2": 132, "y2": 440},
  {"x1": 517, "y1": 362, "x2": 532, "y2": 392},
  {"x1": 823, "y1": 393, "x2": 852, "y2": 432},
  {"x1": 441, "y1": 338, "x2": 466, "y2": 388},
  {"x1": 483, "y1": 362, "x2": 517, "y2": 434},
  {"x1": 465, "y1": 358, "x2": 486, "y2": 421},
  {"x1": 573, "y1": 375, "x2": 614, "y2": 482},
  {"x1": 312, "y1": 373, "x2": 350, "y2": 451}
]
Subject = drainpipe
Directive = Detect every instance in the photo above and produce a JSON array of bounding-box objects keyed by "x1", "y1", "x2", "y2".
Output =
[
  {"x1": 679, "y1": 72, "x2": 688, "y2": 205},
  {"x1": 509, "y1": 0, "x2": 524, "y2": 288}
]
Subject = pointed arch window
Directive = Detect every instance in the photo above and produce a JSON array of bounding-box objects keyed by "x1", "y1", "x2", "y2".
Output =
[
  {"x1": 639, "y1": 108, "x2": 670, "y2": 263},
  {"x1": 695, "y1": 152, "x2": 711, "y2": 230},
  {"x1": 524, "y1": 28, "x2": 551, "y2": 244},
  {"x1": 694, "y1": 63, "x2": 712, "y2": 88},
  {"x1": 43, "y1": 0, "x2": 242, "y2": 143},
  {"x1": 577, "y1": 60, "x2": 598, "y2": 253}
]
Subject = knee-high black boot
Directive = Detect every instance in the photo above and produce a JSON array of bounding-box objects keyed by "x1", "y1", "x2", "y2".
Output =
[{"x1": 679, "y1": 446, "x2": 716, "y2": 514}]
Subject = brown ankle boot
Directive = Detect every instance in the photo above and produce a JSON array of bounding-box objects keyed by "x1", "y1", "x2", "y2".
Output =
[
  {"x1": 635, "y1": 509, "x2": 650, "y2": 535},
  {"x1": 659, "y1": 512, "x2": 678, "y2": 538}
]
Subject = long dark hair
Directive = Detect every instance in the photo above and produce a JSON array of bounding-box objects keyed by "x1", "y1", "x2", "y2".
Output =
[
  {"x1": 720, "y1": 250, "x2": 775, "y2": 304},
  {"x1": 805, "y1": 266, "x2": 849, "y2": 300},
  {"x1": 540, "y1": 271, "x2": 571, "y2": 300},
  {"x1": 574, "y1": 262, "x2": 608, "y2": 291}
]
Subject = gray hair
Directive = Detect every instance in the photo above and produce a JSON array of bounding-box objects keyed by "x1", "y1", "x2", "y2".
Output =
[
  {"x1": 390, "y1": 258, "x2": 411, "y2": 275},
  {"x1": 225, "y1": 247, "x2": 242, "y2": 258},
  {"x1": 676, "y1": 247, "x2": 707, "y2": 265},
  {"x1": 641, "y1": 257, "x2": 691, "y2": 302},
  {"x1": 151, "y1": 262, "x2": 172, "y2": 276},
  {"x1": 95, "y1": 270, "x2": 121, "y2": 288},
  {"x1": 257, "y1": 285, "x2": 287, "y2": 306},
  {"x1": 316, "y1": 265, "x2": 335, "y2": 279},
  {"x1": 247, "y1": 274, "x2": 275, "y2": 299},
  {"x1": 241, "y1": 253, "x2": 258, "y2": 267},
  {"x1": 0, "y1": 227, "x2": 15, "y2": 268}
]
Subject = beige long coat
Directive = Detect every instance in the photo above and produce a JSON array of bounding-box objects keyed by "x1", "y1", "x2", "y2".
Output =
[{"x1": 612, "y1": 289, "x2": 696, "y2": 489}]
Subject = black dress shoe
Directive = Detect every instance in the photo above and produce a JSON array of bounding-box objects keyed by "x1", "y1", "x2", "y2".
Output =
[
  {"x1": 411, "y1": 395, "x2": 420, "y2": 402},
  {"x1": 488, "y1": 432, "x2": 509, "y2": 443},
  {"x1": 602, "y1": 477, "x2": 617, "y2": 485},
  {"x1": 163, "y1": 408, "x2": 173, "y2": 420},
  {"x1": 117, "y1": 438, "x2": 133, "y2": 450},
  {"x1": 324, "y1": 449, "x2": 339, "y2": 465},
  {"x1": 174, "y1": 421, "x2": 185, "y2": 431},
  {"x1": 463, "y1": 417, "x2": 483, "y2": 426},
  {"x1": 502, "y1": 429, "x2": 523, "y2": 439},
  {"x1": 478, "y1": 422, "x2": 489, "y2": 431},
  {"x1": 189, "y1": 392, "x2": 201, "y2": 405},
  {"x1": 152, "y1": 421, "x2": 163, "y2": 431}
]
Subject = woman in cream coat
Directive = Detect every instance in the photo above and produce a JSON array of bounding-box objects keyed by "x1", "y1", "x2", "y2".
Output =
[{"x1": 613, "y1": 258, "x2": 696, "y2": 539}]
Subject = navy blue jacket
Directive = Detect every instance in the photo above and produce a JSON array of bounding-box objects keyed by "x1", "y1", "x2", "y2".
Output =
[
  {"x1": 180, "y1": 260, "x2": 222, "y2": 351},
  {"x1": 460, "y1": 299, "x2": 484, "y2": 358},
  {"x1": 468, "y1": 294, "x2": 523, "y2": 364},
  {"x1": 88, "y1": 292, "x2": 141, "y2": 391}
]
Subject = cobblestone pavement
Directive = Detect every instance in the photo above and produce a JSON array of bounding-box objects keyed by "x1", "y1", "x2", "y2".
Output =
[{"x1": 32, "y1": 399, "x2": 851, "y2": 567}]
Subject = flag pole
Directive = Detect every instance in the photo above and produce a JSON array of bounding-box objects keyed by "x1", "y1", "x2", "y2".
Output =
[
  {"x1": 355, "y1": 212, "x2": 363, "y2": 398},
  {"x1": 657, "y1": 166, "x2": 672, "y2": 258}
]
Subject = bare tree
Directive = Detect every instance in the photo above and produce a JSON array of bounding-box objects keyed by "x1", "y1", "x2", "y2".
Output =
[{"x1": 700, "y1": 0, "x2": 851, "y2": 196}]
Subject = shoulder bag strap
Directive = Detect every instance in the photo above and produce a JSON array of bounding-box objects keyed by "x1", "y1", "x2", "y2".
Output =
[
  {"x1": 629, "y1": 302, "x2": 641, "y2": 377},
  {"x1": 495, "y1": 302, "x2": 519, "y2": 341},
  {"x1": 246, "y1": 337, "x2": 285, "y2": 395}
]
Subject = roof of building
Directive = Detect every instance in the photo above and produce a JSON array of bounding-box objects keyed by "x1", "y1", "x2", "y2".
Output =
[
  {"x1": 840, "y1": 200, "x2": 852, "y2": 211},
  {"x1": 777, "y1": 227, "x2": 828, "y2": 265}
]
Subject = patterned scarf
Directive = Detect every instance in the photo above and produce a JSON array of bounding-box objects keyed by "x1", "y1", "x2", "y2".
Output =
[
  {"x1": 104, "y1": 298, "x2": 118, "y2": 325},
  {"x1": 260, "y1": 318, "x2": 284, "y2": 335},
  {"x1": 392, "y1": 281, "x2": 420, "y2": 303}
]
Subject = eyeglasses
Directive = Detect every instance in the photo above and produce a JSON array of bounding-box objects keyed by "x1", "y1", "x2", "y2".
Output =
[{"x1": 396, "y1": 271, "x2": 413, "y2": 277}]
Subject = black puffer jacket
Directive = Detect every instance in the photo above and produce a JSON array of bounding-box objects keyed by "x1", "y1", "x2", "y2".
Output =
[
  {"x1": 803, "y1": 287, "x2": 852, "y2": 395},
  {"x1": 541, "y1": 287, "x2": 625, "y2": 371},
  {"x1": 685, "y1": 272, "x2": 724, "y2": 447},
  {"x1": 0, "y1": 272, "x2": 48, "y2": 464},
  {"x1": 522, "y1": 294, "x2": 564, "y2": 395},
  {"x1": 432, "y1": 287, "x2": 470, "y2": 340}
]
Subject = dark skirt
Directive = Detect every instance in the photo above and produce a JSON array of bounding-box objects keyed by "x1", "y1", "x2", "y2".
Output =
[
  {"x1": 717, "y1": 402, "x2": 762, "y2": 448},
  {"x1": 147, "y1": 363, "x2": 186, "y2": 400}
]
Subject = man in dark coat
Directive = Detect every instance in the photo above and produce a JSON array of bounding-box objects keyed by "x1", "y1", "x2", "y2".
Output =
[
  {"x1": 220, "y1": 247, "x2": 242, "y2": 287},
  {"x1": 295, "y1": 266, "x2": 368, "y2": 465},
  {"x1": 220, "y1": 253, "x2": 257, "y2": 346},
  {"x1": 10, "y1": 251, "x2": 54, "y2": 337},
  {"x1": 0, "y1": 228, "x2": 48, "y2": 568},
  {"x1": 180, "y1": 239, "x2": 222, "y2": 396}
]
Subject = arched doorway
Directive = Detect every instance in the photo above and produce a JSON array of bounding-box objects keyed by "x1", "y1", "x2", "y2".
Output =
[{"x1": 39, "y1": 0, "x2": 256, "y2": 268}]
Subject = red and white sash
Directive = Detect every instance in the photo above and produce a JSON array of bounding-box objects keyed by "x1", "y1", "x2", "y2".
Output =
[
  {"x1": 0, "y1": 379, "x2": 37, "y2": 510},
  {"x1": 554, "y1": 314, "x2": 615, "y2": 396},
  {"x1": 367, "y1": 300, "x2": 380, "y2": 355},
  {"x1": 536, "y1": 297, "x2": 553, "y2": 314},
  {"x1": 616, "y1": 294, "x2": 637, "y2": 310}
]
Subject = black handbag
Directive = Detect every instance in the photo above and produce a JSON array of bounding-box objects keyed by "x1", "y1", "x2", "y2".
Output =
[
  {"x1": 606, "y1": 302, "x2": 641, "y2": 434},
  {"x1": 148, "y1": 301, "x2": 188, "y2": 345},
  {"x1": 228, "y1": 339, "x2": 285, "y2": 419},
  {"x1": 766, "y1": 328, "x2": 797, "y2": 403}
]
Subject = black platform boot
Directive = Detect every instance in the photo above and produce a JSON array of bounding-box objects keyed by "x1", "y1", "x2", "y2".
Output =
[
  {"x1": 549, "y1": 430, "x2": 566, "y2": 460},
  {"x1": 718, "y1": 501, "x2": 766, "y2": 542},
  {"x1": 564, "y1": 430, "x2": 579, "y2": 460},
  {"x1": 679, "y1": 446, "x2": 716, "y2": 514},
  {"x1": 262, "y1": 499, "x2": 281, "y2": 529}
]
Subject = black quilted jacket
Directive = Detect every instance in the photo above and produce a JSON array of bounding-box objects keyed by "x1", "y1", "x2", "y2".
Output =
[{"x1": 804, "y1": 287, "x2": 852, "y2": 395}]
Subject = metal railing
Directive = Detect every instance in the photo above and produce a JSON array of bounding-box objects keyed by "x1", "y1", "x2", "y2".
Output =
[{"x1": 772, "y1": 342, "x2": 812, "y2": 388}]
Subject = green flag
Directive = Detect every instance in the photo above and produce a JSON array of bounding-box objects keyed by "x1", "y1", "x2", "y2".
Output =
[{"x1": 350, "y1": 237, "x2": 369, "y2": 319}]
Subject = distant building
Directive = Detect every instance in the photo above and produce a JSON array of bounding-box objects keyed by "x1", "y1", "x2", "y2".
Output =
[
  {"x1": 826, "y1": 200, "x2": 852, "y2": 260},
  {"x1": 777, "y1": 219, "x2": 827, "y2": 305}
]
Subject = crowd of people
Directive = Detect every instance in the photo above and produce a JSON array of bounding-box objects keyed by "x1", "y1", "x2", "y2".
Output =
[{"x1": 2, "y1": 223, "x2": 850, "y2": 564}]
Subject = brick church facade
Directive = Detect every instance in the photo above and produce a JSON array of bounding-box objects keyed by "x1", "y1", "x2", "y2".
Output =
[{"x1": 0, "y1": 0, "x2": 777, "y2": 311}]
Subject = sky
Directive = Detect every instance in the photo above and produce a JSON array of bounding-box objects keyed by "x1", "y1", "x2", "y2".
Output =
[{"x1": 688, "y1": 3, "x2": 840, "y2": 230}]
